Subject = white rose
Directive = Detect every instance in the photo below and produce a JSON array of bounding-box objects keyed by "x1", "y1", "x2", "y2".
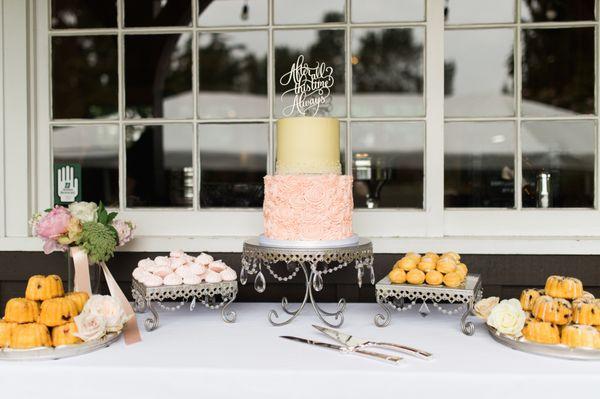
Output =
[
  {"x1": 73, "y1": 311, "x2": 107, "y2": 342},
  {"x1": 474, "y1": 297, "x2": 500, "y2": 320},
  {"x1": 486, "y1": 298, "x2": 527, "y2": 337},
  {"x1": 83, "y1": 295, "x2": 130, "y2": 333},
  {"x1": 68, "y1": 201, "x2": 98, "y2": 222}
]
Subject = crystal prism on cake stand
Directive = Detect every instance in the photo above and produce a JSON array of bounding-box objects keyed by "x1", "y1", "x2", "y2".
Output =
[{"x1": 241, "y1": 237, "x2": 374, "y2": 327}]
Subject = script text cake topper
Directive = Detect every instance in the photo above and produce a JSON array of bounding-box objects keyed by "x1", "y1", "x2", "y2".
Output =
[{"x1": 280, "y1": 55, "x2": 334, "y2": 117}]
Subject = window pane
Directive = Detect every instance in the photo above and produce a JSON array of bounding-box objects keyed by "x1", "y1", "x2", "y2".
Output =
[
  {"x1": 125, "y1": 34, "x2": 193, "y2": 119},
  {"x1": 445, "y1": 29, "x2": 514, "y2": 117},
  {"x1": 198, "y1": 0, "x2": 268, "y2": 26},
  {"x1": 521, "y1": 0, "x2": 595, "y2": 22},
  {"x1": 446, "y1": 0, "x2": 514, "y2": 24},
  {"x1": 352, "y1": 0, "x2": 424, "y2": 23},
  {"x1": 125, "y1": 0, "x2": 192, "y2": 27},
  {"x1": 126, "y1": 125, "x2": 194, "y2": 207},
  {"x1": 274, "y1": 29, "x2": 346, "y2": 117},
  {"x1": 199, "y1": 124, "x2": 267, "y2": 208},
  {"x1": 352, "y1": 122, "x2": 424, "y2": 209},
  {"x1": 51, "y1": 0, "x2": 117, "y2": 29},
  {"x1": 52, "y1": 36, "x2": 118, "y2": 119},
  {"x1": 53, "y1": 125, "x2": 119, "y2": 207},
  {"x1": 198, "y1": 31, "x2": 268, "y2": 119},
  {"x1": 275, "y1": 0, "x2": 345, "y2": 24},
  {"x1": 522, "y1": 121, "x2": 595, "y2": 208},
  {"x1": 352, "y1": 28, "x2": 424, "y2": 117},
  {"x1": 522, "y1": 28, "x2": 595, "y2": 116},
  {"x1": 445, "y1": 122, "x2": 515, "y2": 208}
]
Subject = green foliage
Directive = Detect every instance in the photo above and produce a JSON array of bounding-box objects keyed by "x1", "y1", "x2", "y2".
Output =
[{"x1": 77, "y1": 221, "x2": 118, "y2": 264}]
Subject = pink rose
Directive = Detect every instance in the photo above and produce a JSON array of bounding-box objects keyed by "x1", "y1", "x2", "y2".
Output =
[{"x1": 35, "y1": 206, "x2": 71, "y2": 239}]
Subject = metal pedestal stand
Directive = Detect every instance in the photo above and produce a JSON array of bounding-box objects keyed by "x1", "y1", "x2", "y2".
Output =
[{"x1": 241, "y1": 237, "x2": 374, "y2": 327}]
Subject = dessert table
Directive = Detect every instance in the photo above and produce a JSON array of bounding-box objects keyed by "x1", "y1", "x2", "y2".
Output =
[{"x1": 1, "y1": 303, "x2": 599, "y2": 399}]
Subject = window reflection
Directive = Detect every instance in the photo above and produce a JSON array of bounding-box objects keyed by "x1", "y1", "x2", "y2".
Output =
[
  {"x1": 198, "y1": 0, "x2": 268, "y2": 26},
  {"x1": 352, "y1": 28, "x2": 425, "y2": 117},
  {"x1": 522, "y1": 121, "x2": 595, "y2": 208},
  {"x1": 521, "y1": 0, "x2": 596, "y2": 22},
  {"x1": 199, "y1": 124, "x2": 267, "y2": 207},
  {"x1": 352, "y1": 0, "x2": 424, "y2": 23},
  {"x1": 445, "y1": 0, "x2": 514, "y2": 24},
  {"x1": 53, "y1": 125, "x2": 119, "y2": 207},
  {"x1": 445, "y1": 122, "x2": 515, "y2": 208},
  {"x1": 352, "y1": 122, "x2": 424, "y2": 209},
  {"x1": 126, "y1": 125, "x2": 194, "y2": 207},
  {"x1": 198, "y1": 32, "x2": 268, "y2": 119},
  {"x1": 125, "y1": 0, "x2": 192, "y2": 27},
  {"x1": 275, "y1": 0, "x2": 345, "y2": 24},
  {"x1": 51, "y1": 0, "x2": 117, "y2": 29}
]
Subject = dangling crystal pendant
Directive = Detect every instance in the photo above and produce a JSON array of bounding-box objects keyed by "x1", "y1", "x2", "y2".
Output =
[
  {"x1": 240, "y1": 266, "x2": 247, "y2": 285},
  {"x1": 190, "y1": 296, "x2": 196, "y2": 311},
  {"x1": 369, "y1": 265, "x2": 375, "y2": 285},
  {"x1": 254, "y1": 271, "x2": 266, "y2": 293},
  {"x1": 419, "y1": 301, "x2": 430, "y2": 317},
  {"x1": 357, "y1": 267, "x2": 364, "y2": 288},
  {"x1": 313, "y1": 272, "x2": 324, "y2": 292}
]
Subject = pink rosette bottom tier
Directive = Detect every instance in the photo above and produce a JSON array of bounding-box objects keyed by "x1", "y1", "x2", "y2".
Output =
[{"x1": 263, "y1": 174, "x2": 354, "y2": 241}]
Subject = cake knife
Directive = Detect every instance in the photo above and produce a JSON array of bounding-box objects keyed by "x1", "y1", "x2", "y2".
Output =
[
  {"x1": 280, "y1": 336, "x2": 403, "y2": 365},
  {"x1": 312, "y1": 325, "x2": 433, "y2": 360}
]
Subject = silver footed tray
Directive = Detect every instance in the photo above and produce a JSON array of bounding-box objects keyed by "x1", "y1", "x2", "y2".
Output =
[
  {"x1": 487, "y1": 325, "x2": 600, "y2": 361},
  {"x1": 0, "y1": 331, "x2": 121, "y2": 361}
]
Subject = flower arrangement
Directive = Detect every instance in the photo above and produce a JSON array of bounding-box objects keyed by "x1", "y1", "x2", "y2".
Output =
[
  {"x1": 30, "y1": 202, "x2": 135, "y2": 263},
  {"x1": 475, "y1": 297, "x2": 527, "y2": 337},
  {"x1": 73, "y1": 295, "x2": 131, "y2": 341}
]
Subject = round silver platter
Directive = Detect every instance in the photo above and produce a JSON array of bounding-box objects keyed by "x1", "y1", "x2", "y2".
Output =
[
  {"x1": 0, "y1": 331, "x2": 121, "y2": 361},
  {"x1": 487, "y1": 325, "x2": 600, "y2": 361}
]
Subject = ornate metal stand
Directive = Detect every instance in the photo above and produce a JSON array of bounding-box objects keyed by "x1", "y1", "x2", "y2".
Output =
[
  {"x1": 374, "y1": 274, "x2": 483, "y2": 335},
  {"x1": 131, "y1": 278, "x2": 237, "y2": 331},
  {"x1": 241, "y1": 237, "x2": 374, "y2": 327}
]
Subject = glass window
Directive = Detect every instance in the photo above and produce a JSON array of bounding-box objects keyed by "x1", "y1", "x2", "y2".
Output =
[
  {"x1": 51, "y1": 0, "x2": 117, "y2": 29},
  {"x1": 53, "y1": 125, "x2": 119, "y2": 207},
  {"x1": 445, "y1": 0, "x2": 514, "y2": 24},
  {"x1": 521, "y1": 0, "x2": 596, "y2": 22},
  {"x1": 274, "y1": 0, "x2": 345, "y2": 25},
  {"x1": 352, "y1": 28, "x2": 425, "y2": 117},
  {"x1": 198, "y1": 0, "x2": 268, "y2": 26},
  {"x1": 125, "y1": 0, "x2": 192, "y2": 27},
  {"x1": 445, "y1": 122, "x2": 515, "y2": 208},
  {"x1": 352, "y1": 0, "x2": 424, "y2": 23},
  {"x1": 126, "y1": 124, "x2": 194, "y2": 207},
  {"x1": 199, "y1": 123, "x2": 267, "y2": 207}
]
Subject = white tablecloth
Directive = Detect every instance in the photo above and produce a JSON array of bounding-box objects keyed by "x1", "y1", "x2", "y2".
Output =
[{"x1": 1, "y1": 303, "x2": 599, "y2": 399}]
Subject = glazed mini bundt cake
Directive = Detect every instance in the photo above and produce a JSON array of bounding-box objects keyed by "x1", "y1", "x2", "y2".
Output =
[
  {"x1": 51, "y1": 322, "x2": 82, "y2": 346},
  {"x1": 10, "y1": 323, "x2": 52, "y2": 349},
  {"x1": 531, "y1": 295, "x2": 572, "y2": 325},
  {"x1": 544, "y1": 275, "x2": 583, "y2": 300},
  {"x1": 65, "y1": 292, "x2": 89, "y2": 313},
  {"x1": 522, "y1": 318, "x2": 560, "y2": 345},
  {"x1": 560, "y1": 324, "x2": 600, "y2": 349},
  {"x1": 3, "y1": 297, "x2": 40, "y2": 324},
  {"x1": 39, "y1": 297, "x2": 79, "y2": 327},
  {"x1": 520, "y1": 288, "x2": 544, "y2": 312},
  {"x1": 25, "y1": 275, "x2": 65, "y2": 301},
  {"x1": 572, "y1": 298, "x2": 600, "y2": 326},
  {"x1": 0, "y1": 320, "x2": 16, "y2": 348}
]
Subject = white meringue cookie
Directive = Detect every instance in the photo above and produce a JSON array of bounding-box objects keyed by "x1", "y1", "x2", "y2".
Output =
[
  {"x1": 163, "y1": 273, "x2": 183, "y2": 286},
  {"x1": 188, "y1": 262, "x2": 207, "y2": 275},
  {"x1": 204, "y1": 270, "x2": 222, "y2": 283},
  {"x1": 195, "y1": 253, "x2": 214, "y2": 265},
  {"x1": 183, "y1": 274, "x2": 202, "y2": 285},
  {"x1": 220, "y1": 267, "x2": 237, "y2": 281},
  {"x1": 132, "y1": 267, "x2": 147, "y2": 280},
  {"x1": 181, "y1": 254, "x2": 195, "y2": 264},
  {"x1": 152, "y1": 266, "x2": 172, "y2": 278},
  {"x1": 208, "y1": 260, "x2": 227, "y2": 272},
  {"x1": 169, "y1": 250, "x2": 186, "y2": 258},
  {"x1": 142, "y1": 274, "x2": 163, "y2": 287},
  {"x1": 175, "y1": 266, "x2": 194, "y2": 278},
  {"x1": 154, "y1": 256, "x2": 170, "y2": 267},
  {"x1": 137, "y1": 258, "x2": 155, "y2": 270},
  {"x1": 170, "y1": 257, "x2": 186, "y2": 269}
]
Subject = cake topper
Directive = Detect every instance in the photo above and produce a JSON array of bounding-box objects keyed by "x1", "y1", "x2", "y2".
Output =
[{"x1": 280, "y1": 55, "x2": 334, "y2": 117}]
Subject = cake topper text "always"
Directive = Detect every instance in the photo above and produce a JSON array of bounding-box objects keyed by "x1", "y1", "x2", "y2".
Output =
[{"x1": 280, "y1": 55, "x2": 334, "y2": 117}]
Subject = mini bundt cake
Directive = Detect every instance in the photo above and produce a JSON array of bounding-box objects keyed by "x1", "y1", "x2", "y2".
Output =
[
  {"x1": 531, "y1": 295, "x2": 572, "y2": 325},
  {"x1": 39, "y1": 297, "x2": 79, "y2": 327},
  {"x1": 3, "y1": 298, "x2": 40, "y2": 323},
  {"x1": 572, "y1": 298, "x2": 600, "y2": 326},
  {"x1": 25, "y1": 275, "x2": 64, "y2": 301},
  {"x1": 0, "y1": 320, "x2": 16, "y2": 348},
  {"x1": 51, "y1": 322, "x2": 82, "y2": 346},
  {"x1": 560, "y1": 324, "x2": 600, "y2": 349},
  {"x1": 10, "y1": 323, "x2": 52, "y2": 349},
  {"x1": 544, "y1": 275, "x2": 583, "y2": 300},
  {"x1": 520, "y1": 288, "x2": 544, "y2": 312},
  {"x1": 65, "y1": 292, "x2": 89, "y2": 313},
  {"x1": 522, "y1": 319, "x2": 560, "y2": 345}
]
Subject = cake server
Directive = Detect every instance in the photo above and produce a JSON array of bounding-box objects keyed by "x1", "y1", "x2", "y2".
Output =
[
  {"x1": 280, "y1": 336, "x2": 403, "y2": 365},
  {"x1": 312, "y1": 325, "x2": 433, "y2": 360}
]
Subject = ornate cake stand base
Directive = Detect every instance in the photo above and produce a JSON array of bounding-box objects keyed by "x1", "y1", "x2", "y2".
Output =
[
  {"x1": 241, "y1": 237, "x2": 374, "y2": 328},
  {"x1": 131, "y1": 279, "x2": 238, "y2": 331},
  {"x1": 374, "y1": 274, "x2": 483, "y2": 335}
]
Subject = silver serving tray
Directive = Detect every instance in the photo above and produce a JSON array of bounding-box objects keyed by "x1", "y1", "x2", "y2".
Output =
[
  {"x1": 0, "y1": 331, "x2": 121, "y2": 361},
  {"x1": 487, "y1": 325, "x2": 600, "y2": 361}
]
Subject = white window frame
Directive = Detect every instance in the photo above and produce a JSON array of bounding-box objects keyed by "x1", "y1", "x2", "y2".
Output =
[{"x1": 1, "y1": 0, "x2": 600, "y2": 254}]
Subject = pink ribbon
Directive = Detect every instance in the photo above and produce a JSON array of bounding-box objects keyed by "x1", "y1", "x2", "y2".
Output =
[{"x1": 71, "y1": 247, "x2": 92, "y2": 295}]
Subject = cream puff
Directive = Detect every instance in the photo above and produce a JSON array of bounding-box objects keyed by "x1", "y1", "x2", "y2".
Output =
[
  {"x1": 406, "y1": 269, "x2": 425, "y2": 285},
  {"x1": 443, "y1": 272, "x2": 462, "y2": 288},
  {"x1": 389, "y1": 268, "x2": 407, "y2": 284},
  {"x1": 436, "y1": 258, "x2": 457, "y2": 274},
  {"x1": 425, "y1": 270, "x2": 443, "y2": 285}
]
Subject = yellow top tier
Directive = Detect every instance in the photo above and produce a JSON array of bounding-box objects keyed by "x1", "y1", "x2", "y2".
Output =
[{"x1": 276, "y1": 117, "x2": 341, "y2": 175}]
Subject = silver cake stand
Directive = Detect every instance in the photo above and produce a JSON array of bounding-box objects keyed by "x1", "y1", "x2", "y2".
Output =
[{"x1": 241, "y1": 237, "x2": 374, "y2": 327}]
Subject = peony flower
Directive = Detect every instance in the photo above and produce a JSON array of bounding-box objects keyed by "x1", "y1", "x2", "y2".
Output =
[
  {"x1": 486, "y1": 298, "x2": 527, "y2": 337},
  {"x1": 42, "y1": 239, "x2": 68, "y2": 255},
  {"x1": 35, "y1": 206, "x2": 71, "y2": 239},
  {"x1": 112, "y1": 219, "x2": 135, "y2": 246},
  {"x1": 83, "y1": 295, "x2": 129, "y2": 333},
  {"x1": 73, "y1": 311, "x2": 107, "y2": 342},
  {"x1": 68, "y1": 201, "x2": 98, "y2": 223},
  {"x1": 474, "y1": 297, "x2": 500, "y2": 320},
  {"x1": 57, "y1": 217, "x2": 83, "y2": 245}
]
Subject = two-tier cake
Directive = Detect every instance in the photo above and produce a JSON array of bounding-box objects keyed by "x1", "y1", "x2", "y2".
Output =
[{"x1": 260, "y1": 117, "x2": 358, "y2": 247}]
